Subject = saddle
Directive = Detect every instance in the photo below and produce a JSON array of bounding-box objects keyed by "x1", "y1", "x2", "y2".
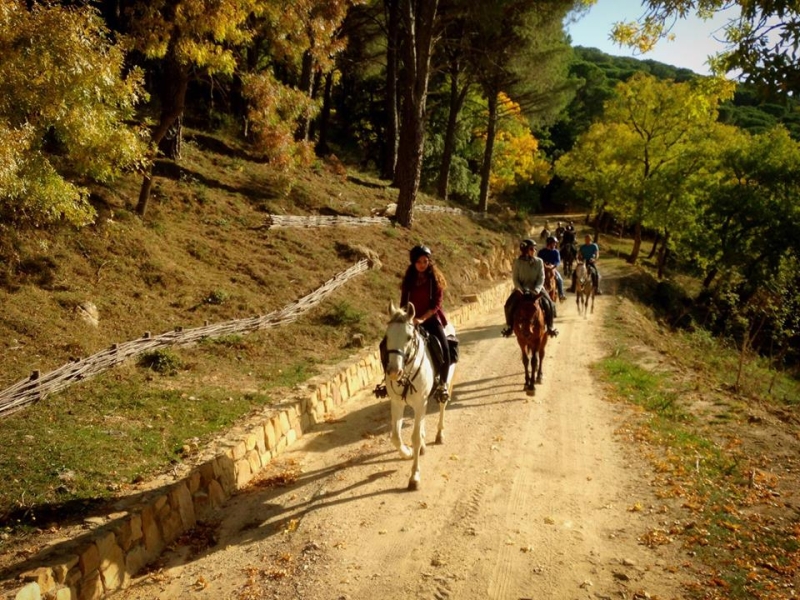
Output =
[{"x1": 378, "y1": 329, "x2": 459, "y2": 377}]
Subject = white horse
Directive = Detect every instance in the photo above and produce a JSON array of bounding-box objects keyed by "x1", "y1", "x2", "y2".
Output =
[
  {"x1": 574, "y1": 261, "x2": 596, "y2": 317},
  {"x1": 383, "y1": 301, "x2": 455, "y2": 490}
]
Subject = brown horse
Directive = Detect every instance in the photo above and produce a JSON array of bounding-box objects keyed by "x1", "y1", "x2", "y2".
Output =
[
  {"x1": 513, "y1": 292, "x2": 548, "y2": 395},
  {"x1": 544, "y1": 265, "x2": 559, "y2": 305}
]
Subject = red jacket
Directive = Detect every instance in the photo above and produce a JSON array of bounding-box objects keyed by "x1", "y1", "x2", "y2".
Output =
[{"x1": 401, "y1": 273, "x2": 448, "y2": 326}]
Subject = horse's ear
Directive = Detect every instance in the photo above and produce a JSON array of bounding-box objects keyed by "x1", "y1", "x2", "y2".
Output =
[
  {"x1": 389, "y1": 299, "x2": 398, "y2": 315},
  {"x1": 405, "y1": 302, "x2": 416, "y2": 320}
]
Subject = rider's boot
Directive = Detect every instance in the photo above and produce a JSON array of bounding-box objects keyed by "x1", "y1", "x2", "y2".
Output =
[
  {"x1": 435, "y1": 373, "x2": 450, "y2": 403},
  {"x1": 544, "y1": 300, "x2": 559, "y2": 337}
]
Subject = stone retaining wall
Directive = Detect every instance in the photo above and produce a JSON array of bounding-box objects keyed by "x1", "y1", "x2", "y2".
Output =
[{"x1": 9, "y1": 281, "x2": 511, "y2": 600}]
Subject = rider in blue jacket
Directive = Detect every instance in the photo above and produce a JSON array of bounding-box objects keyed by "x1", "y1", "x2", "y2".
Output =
[
  {"x1": 572, "y1": 234, "x2": 601, "y2": 293},
  {"x1": 537, "y1": 236, "x2": 566, "y2": 300}
]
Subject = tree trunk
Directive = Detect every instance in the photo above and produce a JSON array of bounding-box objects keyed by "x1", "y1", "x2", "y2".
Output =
[
  {"x1": 656, "y1": 231, "x2": 669, "y2": 279},
  {"x1": 702, "y1": 267, "x2": 718, "y2": 288},
  {"x1": 381, "y1": 0, "x2": 400, "y2": 181},
  {"x1": 158, "y1": 115, "x2": 183, "y2": 160},
  {"x1": 136, "y1": 52, "x2": 190, "y2": 217},
  {"x1": 394, "y1": 0, "x2": 439, "y2": 228},
  {"x1": 478, "y1": 90, "x2": 498, "y2": 213},
  {"x1": 295, "y1": 49, "x2": 315, "y2": 143},
  {"x1": 628, "y1": 221, "x2": 643, "y2": 264},
  {"x1": 395, "y1": 92, "x2": 426, "y2": 227},
  {"x1": 308, "y1": 70, "x2": 322, "y2": 142},
  {"x1": 647, "y1": 233, "x2": 661, "y2": 259},
  {"x1": 316, "y1": 72, "x2": 334, "y2": 155},
  {"x1": 436, "y1": 69, "x2": 468, "y2": 200}
]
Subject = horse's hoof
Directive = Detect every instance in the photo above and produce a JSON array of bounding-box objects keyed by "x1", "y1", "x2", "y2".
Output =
[
  {"x1": 536, "y1": 376, "x2": 543, "y2": 384},
  {"x1": 526, "y1": 388, "x2": 536, "y2": 396},
  {"x1": 420, "y1": 445, "x2": 426, "y2": 456},
  {"x1": 400, "y1": 446, "x2": 413, "y2": 459},
  {"x1": 435, "y1": 432, "x2": 444, "y2": 445},
  {"x1": 408, "y1": 478, "x2": 420, "y2": 491}
]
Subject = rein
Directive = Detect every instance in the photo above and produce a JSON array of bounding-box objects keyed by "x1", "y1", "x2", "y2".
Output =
[{"x1": 387, "y1": 327, "x2": 426, "y2": 403}]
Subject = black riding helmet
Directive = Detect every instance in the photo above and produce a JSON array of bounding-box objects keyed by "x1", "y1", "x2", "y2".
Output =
[
  {"x1": 519, "y1": 238, "x2": 536, "y2": 251},
  {"x1": 409, "y1": 244, "x2": 432, "y2": 263}
]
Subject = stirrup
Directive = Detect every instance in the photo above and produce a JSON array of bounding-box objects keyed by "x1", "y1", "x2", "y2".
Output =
[{"x1": 373, "y1": 383, "x2": 388, "y2": 398}]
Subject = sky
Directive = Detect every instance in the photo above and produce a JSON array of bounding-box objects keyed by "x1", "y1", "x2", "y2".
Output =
[{"x1": 567, "y1": 0, "x2": 736, "y2": 76}]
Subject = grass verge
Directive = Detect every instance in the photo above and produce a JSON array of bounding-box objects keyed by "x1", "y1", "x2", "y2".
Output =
[{"x1": 596, "y1": 293, "x2": 800, "y2": 600}]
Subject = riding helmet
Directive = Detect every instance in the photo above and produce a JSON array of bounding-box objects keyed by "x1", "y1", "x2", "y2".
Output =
[
  {"x1": 546, "y1": 236, "x2": 558, "y2": 245},
  {"x1": 409, "y1": 245, "x2": 432, "y2": 263},
  {"x1": 520, "y1": 238, "x2": 536, "y2": 251}
]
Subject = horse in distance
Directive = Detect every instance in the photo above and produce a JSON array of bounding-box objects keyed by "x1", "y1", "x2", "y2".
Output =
[{"x1": 574, "y1": 261, "x2": 596, "y2": 317}]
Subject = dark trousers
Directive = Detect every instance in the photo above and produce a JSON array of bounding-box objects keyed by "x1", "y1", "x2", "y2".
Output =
[
  {"x1": 422, "y1": 318, "x2": 450, "y2": 382},
  {"x1": 504, "y1": 290, "x2": 554, "y2": 330}
]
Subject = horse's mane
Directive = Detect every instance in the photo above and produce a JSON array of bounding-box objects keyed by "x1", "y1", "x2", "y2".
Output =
[{"x1": 517, "y1": 296, "x2": 543, "y2": 322}]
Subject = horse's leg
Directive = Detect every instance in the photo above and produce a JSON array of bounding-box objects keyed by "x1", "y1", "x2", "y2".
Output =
[
  {"x1": 407, "y1": 405, "x2": 425, "y2": 490},
  {"x1": 390, "y1": 398, "x2": 412, "y2": 459},
  {"x1": 591, "y1": 289, "x2": 595, "y2": 314},
  {"x1": 521, "y1": 349, "x2": 531, "y2": 391},
  {"x1": 435, "y1": 400, "x2": 446, "y2": 445},
  {"x1": 419, "y1": 403, "x2": 427, "y2": 456},
  {"x1": 530, "y1": 348, "x2": 538, "y2": 392},
  {"x1": 536, "y1": 342, "x2": 546, "y2": 384}
]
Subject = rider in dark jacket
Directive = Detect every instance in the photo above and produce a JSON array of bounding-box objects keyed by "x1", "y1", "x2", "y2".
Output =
[{"x1": 538, "y1": 237, "x2": 566, "y2": 300}]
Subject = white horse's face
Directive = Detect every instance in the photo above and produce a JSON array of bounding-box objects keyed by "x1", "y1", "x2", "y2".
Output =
[{"x1": 385, "y1": 302, "x2": 416, "y2": 380}]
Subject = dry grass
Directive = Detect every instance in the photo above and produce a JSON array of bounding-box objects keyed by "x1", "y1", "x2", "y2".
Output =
[{"x1": 0, "y1": 128, "x2": 523, "y2": 534}]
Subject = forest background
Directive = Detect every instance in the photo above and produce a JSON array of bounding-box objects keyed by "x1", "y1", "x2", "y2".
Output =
[{"x1": 2, "y1": 2, "x2": 800, "y2": 595}]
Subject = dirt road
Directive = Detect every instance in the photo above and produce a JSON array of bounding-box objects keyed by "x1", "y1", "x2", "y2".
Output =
[{"x1": 115, "y1": 295, "x2": 689, "y2": 600}]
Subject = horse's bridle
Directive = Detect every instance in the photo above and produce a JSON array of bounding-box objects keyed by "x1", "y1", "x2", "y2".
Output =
[{"x1": 386, "y1": 325, "x2": 426, "y2": 402}]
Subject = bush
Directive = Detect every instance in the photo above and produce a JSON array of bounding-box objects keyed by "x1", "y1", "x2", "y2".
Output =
[{"x1": 138, "y1": 349, "x2": 183, "y2": 375}]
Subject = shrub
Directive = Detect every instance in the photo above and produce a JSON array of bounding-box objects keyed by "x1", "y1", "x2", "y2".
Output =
[{"x1": 138, "y1": 349, "x2": 183, "y2": 375}]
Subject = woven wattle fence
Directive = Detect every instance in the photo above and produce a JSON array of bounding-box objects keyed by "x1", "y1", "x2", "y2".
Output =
[
  {"x1": 263, "y1": 204, "x2": 482, "y2": 230},
  {"x1": 0, "y1": 259, "x2": 377, "y2": 418}
]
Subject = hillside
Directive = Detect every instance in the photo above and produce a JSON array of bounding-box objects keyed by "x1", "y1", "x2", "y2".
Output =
[{"x1": 0, "y1": 129, "x2": 522, "y2": 527}]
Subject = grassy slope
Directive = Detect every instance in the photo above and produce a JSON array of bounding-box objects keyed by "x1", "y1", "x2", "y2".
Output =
[{"x1": 0, "y1": 129, "x2": 522, "y2": 530}]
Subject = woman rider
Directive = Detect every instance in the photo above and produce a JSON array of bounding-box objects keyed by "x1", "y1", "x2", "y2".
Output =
[
  {"x1": 501, "y1": 238, "x2": 559, "y2": 338},
  {"x1": 401, "y1": 245, "x2": 451, "y2": 402}
]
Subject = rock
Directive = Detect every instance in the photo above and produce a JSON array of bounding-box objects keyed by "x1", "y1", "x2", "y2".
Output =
[{"x1": 76, "y1": 301, "x2": 99, "y2": 327}]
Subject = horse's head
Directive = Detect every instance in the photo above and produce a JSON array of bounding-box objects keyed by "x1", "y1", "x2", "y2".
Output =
[
  {"x1": 514, "y1": 294, "x2": 545, "y2": 340},
  {"x1": 575, "y1": 261, "x2": 588, "y2": 281},
  {"x1": 385, "y1": 300, "x2": 417, "y2": 380}
]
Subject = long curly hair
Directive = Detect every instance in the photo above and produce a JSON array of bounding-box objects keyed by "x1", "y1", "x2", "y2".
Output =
[{"x1": 402, "y1": 261, "x2": 448, "y2": 294}]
